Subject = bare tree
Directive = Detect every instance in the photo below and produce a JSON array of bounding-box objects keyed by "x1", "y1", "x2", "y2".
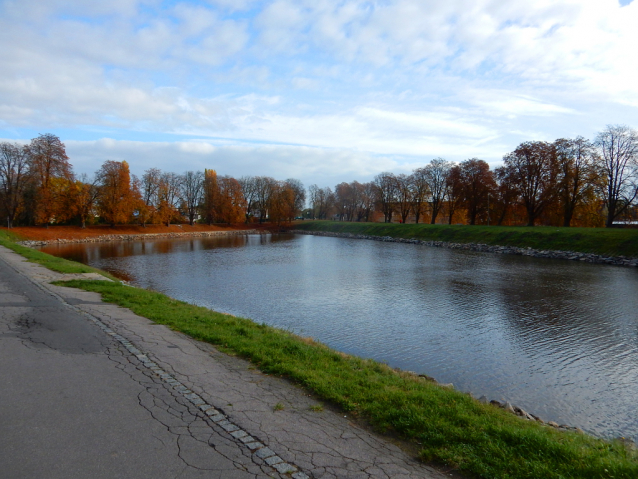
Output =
[
  {"x1": 140, "y1": 167, "x2": 162, "y2": 226},
  {"x1": 373, "y1": 172, "x2": 397, "y2": 223},
  {"x1": 239, "y1": 176, "x2": 259, "y2": 223},
  {"x1": 394, "y1": 174, "x2": 413, "y2": 223},
  {"x1": 358, "y1": 182, "x2": 375, "y2": 222},
  {"x1": 0, "y1": 142, "x2": 30, "y2": 227},
  {"x1": 254, "y1": 176, "x2": 276, "y2": 223},
  {"x1": 493, "y1": 166, "x2": 518, "y2": 226},
  {"x1": 594, "y1": 125, "x2": 638, "y2": 227},
  {"x1": 503, "y1": 142, "x2": 558, "y2": 226},
  {"x1": 180, "y1": 171, "x2": 204, "y2": 226},
  {"x1": 157, "y1": 172, "x2": 183, "y2": 226},
  {"x1": 410, "y1": 167, "x2": 430, "y2": 224},
  {"x1": 285, "y1": 178, "x2": 305, "y2": 220},
  {"x1": 554, "y1": 137, "x2": 596, "y2": 227},
  {"x1": 308, "y1": 184, "x2": 334, "y2": 219},
  {"x1": 446, "y1": 165, "x2": 463, "y2": 225},
  {"x1": 423, "y1": 158, "x2": 452, "y2": 224}
]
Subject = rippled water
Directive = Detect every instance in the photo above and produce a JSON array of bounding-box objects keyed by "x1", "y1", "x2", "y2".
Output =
[{"x1": 41, "y1": 233, "x2": 638, "y2": 440}]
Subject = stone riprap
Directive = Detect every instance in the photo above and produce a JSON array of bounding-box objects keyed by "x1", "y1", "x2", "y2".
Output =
[
  {"x1": 19, "y1": 229, "x2": 265, "y2": 247},
  {"x1": 291, "y1": 230, "x2": 638, "y2": 267}
]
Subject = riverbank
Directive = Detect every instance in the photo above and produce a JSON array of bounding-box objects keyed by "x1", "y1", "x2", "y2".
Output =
[
  {"x1": 292, "y1": 221, "x2": 638, "y2": 265},
  {"x1": 6, "y1": 223, "x2": 269, "y2": 245},
  {"x1": 18, "y1": 229, "x2": 266, "y2": 247},
  {"x1": 2, "y1": 228, "x2": 637, "y2": 478}
]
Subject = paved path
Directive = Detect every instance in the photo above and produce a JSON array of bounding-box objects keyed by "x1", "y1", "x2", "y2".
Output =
[{"x1": 0, "y1": 245, "x2": 452, "y2": 479}]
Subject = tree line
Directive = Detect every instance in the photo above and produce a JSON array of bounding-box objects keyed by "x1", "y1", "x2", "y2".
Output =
[
  {"x1": 0, "y1": 134, "x2": 305, "y2": 228},
  {"x1": 308, "y1": 125, "x2": 638, "y2": 228},
  {"x1": 1, "y1": 125, "x2": 637, "y2": 229}
]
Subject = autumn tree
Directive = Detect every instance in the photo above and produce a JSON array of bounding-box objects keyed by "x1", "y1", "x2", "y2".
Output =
[
  {"x1": 445, "y1": 165, "x2": 464, "y2": 224},
  {"x1": 410, "y1": 167, "x2": 430, "y2": 224},
  {"x1": 457, "y1": 159, "x2": 496, "y2": 225},
  {"x1": 269, "y1": 181, "x2": 296, "y2": 225},
  {"x1": 0, "y1": 142, "x2": 30, "y2": 227},
  {"x1": 308, "y1": 185, "x2": 334, "y2": 219},
  {"x1": 394, "y1": 174, "x2": 413, "y2": 223},
  {"x1": 254, "y1": 176, "x2": 276, "y2": 223},
  {"x1": 96, "y1": 160, "x2": 137, "y2": 227},
  {"x1": 26, "y1": 133, "x2": 73, "y2": 225},
  {"x1": 423, "y1": 158, "x2": 452, "y2": 224},
  {"x1": 335, "y1": 182, "x2": 356, "y2": 221},
  {"x1": 492, "y1": 166, "x2": 518, "y2": 226},
  {"x1": 374, "y1": 172, "x2": 397, "y2": 223},
  {"x1": 216, "y1": 176, "x2": 246, "y2": 224},
  {"x1": 594, "y1": 125, "x2": 638, "y2": 227},
  {"x1": 238, "y1": 176, "x2": 259, "y2": 223},
  {"x1": 156, "y1": 172, "x2": 182, "y2": 226},
  {"x1": 180, "y1": 171, "x2": 204, "y2": 226},
  {"x1": 554, "y1": 137, "x2": 597, "y2": 227},
  {"x1": 503, "y1": 141, "x2": 558, "y2": 226},
  {"x1": 357, "y1": 182, "x2": 375, "y2": 222},
  {"x1": 201, "y1": 169, "x2": 219, "y2": 225},
  {"x1": 139, "y1": 167, "x2": 162, "y2": 226},
  {"x1": 71, "y1": 174, "x2": 100, "y2": 228},
  {"x1": 285, "y1": 178, "x2": 305, "y2": 220}
]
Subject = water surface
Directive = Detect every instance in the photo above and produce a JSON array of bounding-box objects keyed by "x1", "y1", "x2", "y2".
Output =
[{"x1": 41, "y1": 234, "x2": 638, "y2": 440}]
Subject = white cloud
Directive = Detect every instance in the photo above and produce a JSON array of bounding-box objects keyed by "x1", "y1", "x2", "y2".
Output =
[
  {"x1": 65, "y1": 138, "x2": 399, "y2": 187},
  {"x1": 1, "y1": 0, "x2": 638, "y2": 184}
]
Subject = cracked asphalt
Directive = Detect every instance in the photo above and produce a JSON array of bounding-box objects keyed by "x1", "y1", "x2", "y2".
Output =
[{"x1": 0, "y1": 245, "x2": 452, "y2": 479}]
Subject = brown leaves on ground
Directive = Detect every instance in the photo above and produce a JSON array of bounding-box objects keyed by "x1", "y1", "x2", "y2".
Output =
[{"x1": 9, "y1": 223, "x2": 268, "y2": 241}]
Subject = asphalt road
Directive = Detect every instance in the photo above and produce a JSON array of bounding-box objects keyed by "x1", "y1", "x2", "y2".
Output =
[
  {"x1": 0, "y1": 245, "x2": 449, "y2": 479},
  {"x1": 0, "y1": 249, "x2": 281, "y2": 479}
]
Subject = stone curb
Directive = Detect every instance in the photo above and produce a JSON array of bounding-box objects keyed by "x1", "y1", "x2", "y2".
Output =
[{"x1": 24, "y1": 275, "x2": 309, "y2": 479}]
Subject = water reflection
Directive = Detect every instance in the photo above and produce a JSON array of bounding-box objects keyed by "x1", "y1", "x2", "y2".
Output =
[{"x1": 41, "y1": 234, "x2": 638, "y2": 440}]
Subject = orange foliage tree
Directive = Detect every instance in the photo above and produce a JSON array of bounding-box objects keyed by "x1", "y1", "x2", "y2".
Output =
[
  {"x1": 216, "y1": 176, "x2": 246, "y2": 224},
  {"x1": 202, "y1": 169, "x2": 219, "y2": 225},
  {"x1": 70, "y1": 174, "x2": 100, "y2": 228},
  {"x1": 26, "y1": 133, "x2": 73, "y2": 225},
  {"x1": 96, "y1": 160, "x2": 137, "y2": 226}
]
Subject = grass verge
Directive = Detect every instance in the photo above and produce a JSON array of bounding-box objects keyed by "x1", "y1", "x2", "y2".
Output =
[
  {"x1": 293, "y1": 221, "x2": 638, "y2": 258},
  {"x1": 3, "y1": 228, "x2": 637, "y2": 478},
  {"x1": 52, "y1": 279, "x2": 638, "y2": 478},
  {"x1": 0, "y1": 228, "x2": 116, "y2": 279}
]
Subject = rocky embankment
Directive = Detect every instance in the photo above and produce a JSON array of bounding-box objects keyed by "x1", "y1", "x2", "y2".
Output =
[
  {"x1": 407, "y1": 370, "x2": 588, "y2": 435},
  {"x1": 19, "y1": 229, "x2": 265, "y2": 247},
  {"x1": 291, "y1": 230, "x2": 638, "y2": 267}
]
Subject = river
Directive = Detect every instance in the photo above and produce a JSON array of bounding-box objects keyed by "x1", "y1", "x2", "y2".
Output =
[{"x1": 40, "y1": 233, "x2": 638, "y2": 441}]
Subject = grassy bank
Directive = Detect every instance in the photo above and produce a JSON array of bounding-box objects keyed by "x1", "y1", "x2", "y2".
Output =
[
  {"x1": 293, "y1": 221, "x2": 638, "y2": 258},
  {"x1": 2, "y1": 229, "x2": 637, "y2": 478},
  {"x1": 53, "y1": 280, "x2": 638, "y2": 478},
  {"x1": 0, "y1": 228, "x2": 114, "y2": 278}
]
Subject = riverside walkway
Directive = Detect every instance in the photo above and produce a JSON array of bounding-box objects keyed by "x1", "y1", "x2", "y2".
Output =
[{"x1": 0, "y1": 245, "x2": 451, "y2": 479}]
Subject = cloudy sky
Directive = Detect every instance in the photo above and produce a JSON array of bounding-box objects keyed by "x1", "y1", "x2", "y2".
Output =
[{"x1": 1, "y1": 0, "x2": 637, "y2": 187}]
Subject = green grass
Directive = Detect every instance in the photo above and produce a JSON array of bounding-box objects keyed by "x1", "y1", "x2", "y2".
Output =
[
  {"x1": 52, "y1": 279, "x2": 638, "y2": 478},
  {"x1": 3, "y1": 227, "x2": 637, "y2": 478},
  {"x1": 0, "y1": 228, "x2": 116, "y2": 279},
  {"x1": 293, "y1": 221, "x2": 638, "y2": 258}
]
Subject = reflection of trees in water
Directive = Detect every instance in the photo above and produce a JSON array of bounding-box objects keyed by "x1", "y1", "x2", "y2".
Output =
[{"x1": 42, "y1": 235, "x2": 638, "y2": 439}]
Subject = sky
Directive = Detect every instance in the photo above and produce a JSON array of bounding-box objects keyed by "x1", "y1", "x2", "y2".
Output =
[{"x1": 1, "y1": 0, "x2": 637, "y2": 188}]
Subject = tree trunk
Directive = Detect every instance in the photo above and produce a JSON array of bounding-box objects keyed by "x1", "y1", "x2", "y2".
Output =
[{"x1": 562, "y1": 207, "x2": 574, "y2": 227}]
